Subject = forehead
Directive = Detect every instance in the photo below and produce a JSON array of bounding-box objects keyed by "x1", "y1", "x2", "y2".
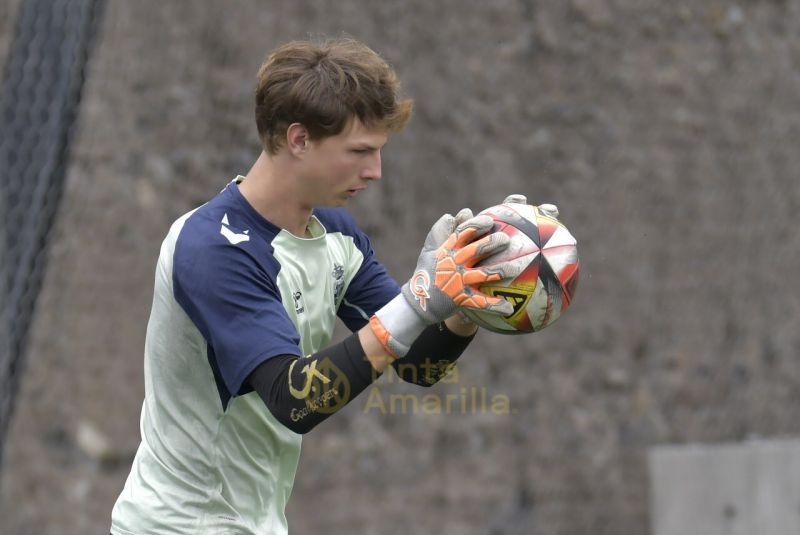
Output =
[{"x1": 337, "y1": 118, "x2": 388, "y2": 146}]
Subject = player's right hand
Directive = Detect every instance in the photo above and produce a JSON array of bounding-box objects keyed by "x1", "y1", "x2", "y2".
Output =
[
  {"x1": 369, "y1": 211, "x2": 523, "y2": 358},
  {"x1": 404, "y1": 213, "x2": 520, "y2": 321}
]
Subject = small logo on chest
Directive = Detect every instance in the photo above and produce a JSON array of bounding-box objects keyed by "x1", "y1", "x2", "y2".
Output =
[
  {"x1": 293, "y1": 291, "x2": 305, "y2": 314},
  {"x1": 332, "y1": 263, "x2": 345, "y2": 302}
]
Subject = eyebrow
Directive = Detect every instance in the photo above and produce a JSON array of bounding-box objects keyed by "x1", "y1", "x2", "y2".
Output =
[{"x1": 351, "y1": 143, "x2": 383, "y2": 151}]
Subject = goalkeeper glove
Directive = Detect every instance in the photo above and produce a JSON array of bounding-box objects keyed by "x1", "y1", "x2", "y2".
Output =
[
  {"x1": 502, "y1": 194, "x2": 559, "y2": 219},
  {"x1": 370, "y1": 209, "x2": 523, "y2": 358}
]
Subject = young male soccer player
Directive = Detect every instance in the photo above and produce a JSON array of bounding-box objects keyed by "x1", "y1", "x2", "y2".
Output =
[{"x1": 110, "y1": 38, "x2": 522, "y2": 534}]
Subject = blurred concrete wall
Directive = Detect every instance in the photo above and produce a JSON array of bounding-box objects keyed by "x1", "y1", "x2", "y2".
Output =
[
  {"x1": 649, "y1": 439, "x2": 800, "y2": 535},
  {"x1": 1, "y1": 1, "x2": 799, "y2": 534}
]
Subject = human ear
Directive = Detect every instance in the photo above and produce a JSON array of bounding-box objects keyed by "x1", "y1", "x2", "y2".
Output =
[{"x1": 286, "y1": 123, "x2": 309, "y2": 155}]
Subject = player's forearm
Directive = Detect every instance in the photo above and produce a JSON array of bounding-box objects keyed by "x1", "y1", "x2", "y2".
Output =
[
  {"x1": 391, "y1": 317, "x2": 477, "y2": 387},
  {"x1": 358, "y1": 324, "x2": 397, "y2": 373},
  {"x1": 249, "y1": 334, "x2": 376, "y2": 434},
  {"x1": 358, "y1": 313, "x2": 476, "y2": 372},
  {"x1": 250, "y1": 317, "x2": 478, "y2": 434},
  {"x1": 444, "y1": 313, "x2": 479, "y2": 337}
]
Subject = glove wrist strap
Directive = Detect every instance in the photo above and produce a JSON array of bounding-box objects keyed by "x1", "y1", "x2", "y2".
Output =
[{"x1": 370, "y1": 293, "x2": 427, "y2": 358}]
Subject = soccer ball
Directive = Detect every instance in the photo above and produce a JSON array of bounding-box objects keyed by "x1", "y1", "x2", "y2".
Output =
[{"x1": 463, "y1": 197, "x2": 580, "y2": 334}]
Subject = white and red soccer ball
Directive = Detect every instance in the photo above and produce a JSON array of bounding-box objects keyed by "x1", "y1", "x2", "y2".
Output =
[{"x1": 463, "y1": 198, "x2": 580, "y2": 334}]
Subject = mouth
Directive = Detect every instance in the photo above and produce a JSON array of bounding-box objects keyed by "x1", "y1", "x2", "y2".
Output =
[{"x1": 347, "y1": 187, "x2": 366, "y2": 197}]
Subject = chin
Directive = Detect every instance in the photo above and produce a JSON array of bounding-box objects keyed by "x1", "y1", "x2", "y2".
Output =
[{"x1": 318, "y1": 197, "x2": 347, "y2": 208}]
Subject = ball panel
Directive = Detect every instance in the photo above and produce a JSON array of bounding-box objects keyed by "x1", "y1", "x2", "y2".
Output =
[
  {"x1": 535, "y1": 257, "x2": 565, "y2": 320},
  {"x1": 526, "y1": 280, "x2": 555, "y2": 331},
  {"x1": 512, "y1": 302, "x2": 534, "y2": 332},
  {"x1": 560, "y1": 261, "x2": 580, "y2": 303},
  {"x1": 508, "y1": 255, "x2": 540, "y2": 287},
  {"x1": 535, "y1": 218, "x2": 559, "y2": 245},
  {"x1": 491, "y1": 222, "x2": 540, "y2": 261},
  {"x1": 542, "y1": 224, "x2": 577, "y2": 249},
  {"x1": 485, "y1": 204, "x2": 542, "y2": 247},
  {"x1": 541, "y1": 245, "x2": 578, "y2": 279},
  {"x1": 507, "y1": 203, "x2": 539, "y2": 221}
]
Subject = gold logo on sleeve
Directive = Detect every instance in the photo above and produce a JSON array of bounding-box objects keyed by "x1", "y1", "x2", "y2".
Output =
[
  {"x1": 288, "y1": 357, "x2": 351, "y2": 421},
  {"x1": 288, "y1": 360, "x2": 330, "y2": 399}
]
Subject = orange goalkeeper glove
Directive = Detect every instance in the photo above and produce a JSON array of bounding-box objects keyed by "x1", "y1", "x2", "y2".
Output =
[{"x1": 370, "y1": 209, "x2": 524, "y2": 357}]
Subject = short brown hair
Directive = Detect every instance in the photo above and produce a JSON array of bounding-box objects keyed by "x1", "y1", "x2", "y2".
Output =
[{"x1": 255, "y1": 38, "x2": 413, "y2": 154}]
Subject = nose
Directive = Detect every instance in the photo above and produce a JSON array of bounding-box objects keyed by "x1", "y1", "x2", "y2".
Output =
[{"x1": 363, "y1": 150, "x2": 382, "y2": 181}]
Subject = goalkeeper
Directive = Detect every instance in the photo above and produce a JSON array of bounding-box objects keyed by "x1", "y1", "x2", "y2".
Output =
[{"x1": 110, "y1": 37, "x2": 522, "y2": 535}]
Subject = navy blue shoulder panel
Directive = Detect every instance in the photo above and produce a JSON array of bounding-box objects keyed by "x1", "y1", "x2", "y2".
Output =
[{"x1": 172, "y1": 187, "x2": 302, "y2": 409}]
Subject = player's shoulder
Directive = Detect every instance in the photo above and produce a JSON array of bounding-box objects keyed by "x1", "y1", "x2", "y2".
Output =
[
  {"x1": 171, "y1": 183, "x2": 281, "y2": 275},
  {"x1": 181, "y1": 183, "x2": 276, "y2": 242}
]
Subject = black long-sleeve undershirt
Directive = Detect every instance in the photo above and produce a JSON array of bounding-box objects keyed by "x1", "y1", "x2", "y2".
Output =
[
  {"x1": 391, "y1": 321, "x2": 475, "y2": 387},
  {"x1": 247, "y1": 322, "x2": 476, "y2": 434}
]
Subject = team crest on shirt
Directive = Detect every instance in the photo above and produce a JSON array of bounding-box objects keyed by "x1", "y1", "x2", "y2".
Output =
[
  {"x1": 293, "y1": 291, "x2": 305, "y2": 314},
  {"x1": 332, "y1": 263, "x2": 345, "y2": 302}
]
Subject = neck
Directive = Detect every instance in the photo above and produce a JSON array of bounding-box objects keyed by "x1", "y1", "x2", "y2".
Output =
[{"x1": 239, "y1": 151, "x2": 313, "y2": 237}]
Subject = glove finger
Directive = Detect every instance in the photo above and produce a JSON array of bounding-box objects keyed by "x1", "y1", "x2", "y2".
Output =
[
  {"x1": 538, "y1": 203, "x2": 559, "y2": 219},
  {"x1": 424, "y1": 213, "x2": 456, "y2": 249},
  {"x1": 452, "y1": 215, "x2": 496, "y2": 248},
  {"x1": 454, "y1": 207, "x2": 474, "y2": 226},
  {"x1": 479, "y1": 296, "x2": 516, "y2": 316},
  {"x1": 502, "y1": 194, "x2": 527, "y2": 205},
  {"x1": 452, "y1": 231, "x2": 510, "y2": 266},
  {"x1": 461, "y1": 257, "x2": 526, "y2": 285}
]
